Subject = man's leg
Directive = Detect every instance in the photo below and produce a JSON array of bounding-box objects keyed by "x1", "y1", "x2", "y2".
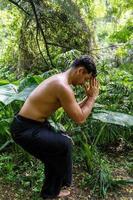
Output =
[
  {"x1": 40, "y1": 131, "x2": 73, "y2": 198},
  {"x1": 61, "y1": 133, "x2": 73, "y2": 187},
  {"x1": 10, "y1": 117, "x2": 73, "y2": 198}
]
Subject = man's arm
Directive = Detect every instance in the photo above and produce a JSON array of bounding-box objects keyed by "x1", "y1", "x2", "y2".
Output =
[
  {"x1": 78, "y1": 96, "x2": 88, "y2": 108},
  {"x1": 57, "y1": 81, "x2": 99, "y2": 124},
  {"x1": 80, "y1": 96, "x2": 96, "y2": 120}
]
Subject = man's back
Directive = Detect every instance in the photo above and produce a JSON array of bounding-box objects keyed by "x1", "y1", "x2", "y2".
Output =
[{"x1": 19, "y1": 73, "x2": 72, "y2": 122}]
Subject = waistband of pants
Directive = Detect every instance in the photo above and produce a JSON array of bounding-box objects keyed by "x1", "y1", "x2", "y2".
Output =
[{"x1": 15, "y1": 114, "x2": 49, "y2": 126}]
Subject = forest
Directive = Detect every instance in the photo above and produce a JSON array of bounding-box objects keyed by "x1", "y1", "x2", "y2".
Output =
[{"x1": 0, "y1": 0, "x2": 133, "y2": 199}]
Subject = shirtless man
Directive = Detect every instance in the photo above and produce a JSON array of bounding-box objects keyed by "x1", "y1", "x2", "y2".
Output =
[{"x1": 10, "y1": 55, "x2": 99, "y2": 199}]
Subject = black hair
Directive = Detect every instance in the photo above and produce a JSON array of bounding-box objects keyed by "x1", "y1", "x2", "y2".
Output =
[{"x1": 71, "y1": 55, "x2": 97, "y2": 77}]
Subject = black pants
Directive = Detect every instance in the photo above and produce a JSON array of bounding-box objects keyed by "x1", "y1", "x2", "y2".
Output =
[{"x1": 10, "y1": 114, "x2": 73, "y2": 199}]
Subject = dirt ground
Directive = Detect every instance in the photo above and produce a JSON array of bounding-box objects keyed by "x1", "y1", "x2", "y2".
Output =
[{"x1": 0, "y1": 160, "x2": 133, "y2": 200}]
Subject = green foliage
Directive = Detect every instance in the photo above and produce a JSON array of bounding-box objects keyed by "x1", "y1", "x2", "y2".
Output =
[
  {"x1": 98, "y1": 66, "x2": 133, "y2": 114},
  {"x1": 0, "y1": 0, "x2": 92, "y2": 74},
  {"x1": 0, "y1": 151, "x2": 44, "y2": 192},
  {"x1": 0, "y1": 1, "x2": 133, "y2": 199},
  {"x1": 0, "y1": 3, "x2": 22, "y2": 73},
  {"x1": 82, "y1": 155, "x2": 133, "y2": 198},
  {"x1": 82, "y1": 158, "x2": 113, "y2": 197},
  {"x1": 54, "y1": 49, "x2": 81, "y2": 70},
  {"x1": 110, "y1": 19, "x2": 133, "y2": 43}
]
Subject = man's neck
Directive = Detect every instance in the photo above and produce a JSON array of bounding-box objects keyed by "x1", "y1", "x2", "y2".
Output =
[{"x1": 62, "y1": 68, "x2": 75, "y2": 85}]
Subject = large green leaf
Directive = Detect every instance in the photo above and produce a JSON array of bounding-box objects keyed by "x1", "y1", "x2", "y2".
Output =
[
  {"x1": 0, "y1": 83, "x2": 37, "y2": 105},
  {"x1": 92, "y1": 110, "x2": 133, "y2": 127},
  {"x1": 0, "y1": 84, "x2": 17, "y2": 104},
  {"x1": 18, "y1": 76, "x2": 42, "y2": 92},
  {"x1": 14, "y1": 85, "x2": 37, "y2": 103},
  {"x1": 0, "y1": 80, "x2": 9, "y2": 85}
]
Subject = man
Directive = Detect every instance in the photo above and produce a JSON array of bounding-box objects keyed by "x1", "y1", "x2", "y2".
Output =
[{"x1": 10, "y1": 55, "x2": 99, "y2": 199}]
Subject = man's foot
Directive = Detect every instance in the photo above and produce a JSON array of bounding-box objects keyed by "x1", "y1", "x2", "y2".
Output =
[{"x1": 57, "y1": 189, "x2": 70, "y2": 198}]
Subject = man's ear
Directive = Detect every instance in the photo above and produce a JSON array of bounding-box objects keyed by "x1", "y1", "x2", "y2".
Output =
[{"x1": 77, "y1": 67, "x2": 85, "y2": 74}]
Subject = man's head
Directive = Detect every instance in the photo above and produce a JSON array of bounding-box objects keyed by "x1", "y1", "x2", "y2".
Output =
[{"x1": 70, "y1": 55, "x2": 97, "y2": 85}]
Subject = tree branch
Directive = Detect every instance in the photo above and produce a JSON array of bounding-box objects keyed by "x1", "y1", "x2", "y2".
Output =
[
  {"x1": 36, "y1": 28, "x2": 49, "y2": 66},
  {"x1": 8, "y1": 0, "x2": 30, "y2": 16},
  {"x1": 47, "y1": 42, "x2": 71, "y2": 49},
  {"x1": 28, "y1": 0, "x2": 54, "y2": 68},
  {"x1": 46, "y1": 42, "x2": 87, "y2": 53}
]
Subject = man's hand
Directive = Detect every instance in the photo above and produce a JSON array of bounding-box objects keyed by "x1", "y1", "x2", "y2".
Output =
[{"x1": 83, "y1": 78, "x2": 100, "y2": 99}]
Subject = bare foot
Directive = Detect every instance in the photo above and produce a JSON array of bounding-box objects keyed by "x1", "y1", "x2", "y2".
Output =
[{"x1": 57, "y1": 189, "x2": 70, "y2": 198}]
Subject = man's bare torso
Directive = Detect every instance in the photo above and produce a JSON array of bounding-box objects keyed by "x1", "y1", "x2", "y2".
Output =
[{"x1": 18, "y1": 73, "x2": 71, "y2": 122}]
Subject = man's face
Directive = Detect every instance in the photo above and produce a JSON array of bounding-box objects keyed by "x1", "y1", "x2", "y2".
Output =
[{"x1": 74, "y1": 67, "x2": 93, "y2": 86}]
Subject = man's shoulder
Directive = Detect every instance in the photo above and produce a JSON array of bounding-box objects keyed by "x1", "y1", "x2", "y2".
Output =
[
  {"x1": 42, "y1": 73, "x2": 73, "y2": 96},
  {"x1": 50, "y1": 74, "x2": 71, "y2": 90},
  {"x1": 55, "y1": 82, "x2": 74, "y2": 99}
]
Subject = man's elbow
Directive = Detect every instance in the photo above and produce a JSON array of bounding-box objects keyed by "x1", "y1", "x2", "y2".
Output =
[
  {"x1": 76, "y1": 112, "x2": 91, "y2": 124},
  {"x1": 76, "y1": 116, "x2": 86, "y2": 124},
  {"x1": 77, "y1": 119, "x2": 86, "y2": 124}
]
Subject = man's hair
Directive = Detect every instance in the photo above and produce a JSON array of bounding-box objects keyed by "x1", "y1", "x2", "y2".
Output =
[{"x1": 71, "y1": 55, "x2": 97, "y2": 77}]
